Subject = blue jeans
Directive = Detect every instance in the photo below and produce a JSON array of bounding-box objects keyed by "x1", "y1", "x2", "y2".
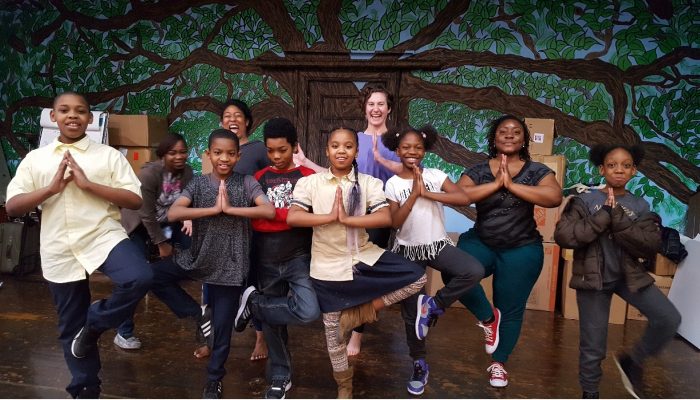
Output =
[
  {"x1": 576, "y1": 280, "x2": 681, "y2": 392},
  {"x1": 48, "y1": 239, "x2": 152, "y2": 398},
  {"x1": 149, "y1": 258, "x2": 201, "y2": 319},
  {"x1": 118, "y1": 222, "x2": 191, "y2": 338},
  {"x1": 254, "y1": 254, "x2": 320, "y2": 381}
]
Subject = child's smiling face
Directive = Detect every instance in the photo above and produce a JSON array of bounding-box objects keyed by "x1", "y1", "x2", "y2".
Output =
[
  {"x1": 206, "y1": 137, "x2": 240, "y2": 177},
  {"x1": 396, "y1": 131, "x2": 425, "y2": 169},
  {"x1": 326, "y1": 129, "x2": 357, "y2": 173},
  {"x1": 51, "y1": 94, "x2": 92, "y2": 144},
  {"x1": 599, "y1": 147, "x2": 637, "y2": 190}
]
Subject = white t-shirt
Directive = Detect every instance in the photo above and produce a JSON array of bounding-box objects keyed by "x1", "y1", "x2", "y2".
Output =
[{"x1": 385, "y1": 168, "x2": 453, "y2": 260}]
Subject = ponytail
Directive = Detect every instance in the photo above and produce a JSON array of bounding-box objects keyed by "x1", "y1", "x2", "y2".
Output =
[{"x1": 347, "y1": 158, "x2": 362, "y2": 216}]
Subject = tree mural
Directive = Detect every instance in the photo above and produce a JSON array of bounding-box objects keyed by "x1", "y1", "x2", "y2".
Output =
[{"x1": 0, "y1": 0, "x2": 697, "y2": 228}]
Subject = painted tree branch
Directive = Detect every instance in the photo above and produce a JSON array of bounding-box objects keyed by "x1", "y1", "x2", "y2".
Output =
[
  {"x1": 33, "y1": 0, "x2": 247, "y2": 44},
  {"x1": 252, "y1": 0, "x2": 306, "y2": 52},
  {"x1": 384, "y1": 0, "x2": 472, "y2": 55},
  {"x1": 402, "y1": 74, "x2": 697, "y2": 202},
  {"x1": 315, "y1": 0, "x2": 347, "y2": 52}
]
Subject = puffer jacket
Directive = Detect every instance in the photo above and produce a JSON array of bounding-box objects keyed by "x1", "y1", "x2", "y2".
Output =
[{"x1": 554, "y1": 196, "x2": 661, "y2": 292}]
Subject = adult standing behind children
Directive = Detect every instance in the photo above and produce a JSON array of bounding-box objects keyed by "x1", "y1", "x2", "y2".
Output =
[
  {"x1": 151, "y1": 128, "x2": 274, "y2": 398},
  {"x1": 5, "y1": 92, "x2": 153, "y2": 399},
  {"x1": 554, "y1": 144, "x2": 680, "y2": 399},
  {"x1": 116, "y1": 132, "x2": 194, "y2": 350},
  {"x1": 444, "y1": 115, "x2": 562, "y2": 388},
  {"x1": 233, "y1": 117, "x2": 320, "y2": 399}
]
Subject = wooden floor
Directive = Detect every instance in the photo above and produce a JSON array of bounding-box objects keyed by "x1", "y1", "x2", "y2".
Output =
[{"x1": 0, "y1": 272, "x2": 698, "y2": 399}]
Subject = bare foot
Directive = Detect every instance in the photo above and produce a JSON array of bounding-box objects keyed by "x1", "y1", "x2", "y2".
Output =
[
  {"x1": 347, "y1": 331, "x2": 362, "y2": 356},
  {"x1": 193, "y1": 344, "x2": 210, "y2": 359},
  {"x1": 250, "y1": 330, "x2": 268, "y2": 361}
]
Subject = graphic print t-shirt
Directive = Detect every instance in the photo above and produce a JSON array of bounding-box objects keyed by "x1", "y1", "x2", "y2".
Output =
[{"x1": 253, "y1": 165, "x2": 315, "y2": 263}]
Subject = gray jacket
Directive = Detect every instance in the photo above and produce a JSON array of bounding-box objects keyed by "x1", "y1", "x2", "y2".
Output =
[
  {"x1": 554, "y1": 196, "x2": 660, "y2": 292},
  {"x1": 121, "y1": 160, "x2": 193, "y2": 244}
]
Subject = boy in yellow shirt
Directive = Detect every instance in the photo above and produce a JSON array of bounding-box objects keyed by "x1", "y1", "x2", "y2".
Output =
[{"x1": 5, "y1": 92, "x2": 153, "y2": 399}]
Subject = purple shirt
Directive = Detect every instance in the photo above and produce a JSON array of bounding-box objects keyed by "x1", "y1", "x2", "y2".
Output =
[{"x1": 357, "y1": 131, "x2": 400, "y2": 185}]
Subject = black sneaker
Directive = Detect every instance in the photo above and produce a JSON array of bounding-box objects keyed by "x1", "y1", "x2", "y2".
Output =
[
  {"x1": 234, "y1": 286, "x2": 258, "y2": 332},
  {"x1": 71, "y1": 326, "x2": 100, "y2": 358},
  {"x1": 202, "y1": 380, "x2": 222, "y2": 399},
  {"x1": 582, "y1": 391, "x2": 599, "y2": 399},
  {"x1": 196, "y1": 306, "x2": 213, "y2": 348},
  {"x1": 614, "y1": 352, "x2": 643, "y2": 399},
  {"x1": 265, "y1": 379, "x2": 292, "y2": 399}
]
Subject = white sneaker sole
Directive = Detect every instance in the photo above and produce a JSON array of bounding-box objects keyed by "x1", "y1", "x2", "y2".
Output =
[
  {"x1": 415, "y1": 294, "x2": 427, "y2": 340},
  {"x1": 613, "y1": 356, "x2": 640, "y2": 399},
  {"x1": 406, "y1": 371, "x2": 429, "y2": 396}
]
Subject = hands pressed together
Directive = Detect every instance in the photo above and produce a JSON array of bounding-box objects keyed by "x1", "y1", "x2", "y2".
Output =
[
  {"x1": 48, "y1": 150, "x2": 90, "y2": 196},
  {"x1": 494, "y1": 154, "x2": 513, "y2": 190}
]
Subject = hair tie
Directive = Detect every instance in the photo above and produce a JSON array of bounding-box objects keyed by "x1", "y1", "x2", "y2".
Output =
[
  {"x1": 395, "y1": 132, "x2": 400, "y2": 137},
  {"x1": 421, "y1": 131, "x2": 427, "y2": 138}
]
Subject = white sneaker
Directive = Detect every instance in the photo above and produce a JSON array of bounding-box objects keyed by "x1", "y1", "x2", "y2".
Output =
[{"x1": 114, "y1": 333, "x2": 142, "y2": 350}]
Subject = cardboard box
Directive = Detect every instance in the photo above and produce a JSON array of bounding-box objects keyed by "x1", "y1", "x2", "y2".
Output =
[
  {"x1": 531, "y1": 155, "x2": 566, "y2": 243},
  {"x1": 525, "y1": 118, "x2": 555, "y2": 155},
  {"x1": 651, "y1": 253, "x2": 677, "y2": 276},
  {"x1": 201, "y1": 151, "x2": 212, "y2": 174},
  {"x1": 561, "y1": 257, "x2": 626, "y2": 324},
  {"x1": 108, "y1": 114, "x2": 168, "y2": 147},
  {"x1": 526, "y1": 242, "x2": 560, "y2": 311},
  {"x1": 627, "y1": 273, "x2": 673, "y2": 321},
  {"x1": 118, "y1": 147, "x2": 157, "y2": 173}
]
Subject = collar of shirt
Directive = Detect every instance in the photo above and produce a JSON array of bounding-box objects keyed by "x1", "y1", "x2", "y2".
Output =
[
  {"x1": 321, "y1": 167, "x2": 357, "y2": 183},
  {"x1": 50, "y1": 135, "x2": 91, "y2": 152}
]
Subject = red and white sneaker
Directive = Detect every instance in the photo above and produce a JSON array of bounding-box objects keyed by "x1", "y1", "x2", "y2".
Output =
[
  {"x1": 487, "y1": 361, "x2": 508, "y2": 388},
  {"x1": 477, "y1": 307, "x2": 501, "y2": 354}
]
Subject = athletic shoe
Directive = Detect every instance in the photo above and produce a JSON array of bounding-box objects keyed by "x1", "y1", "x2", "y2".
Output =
[
  {"x1": 203, "y1": 380, "x2": 223, "y2": 399},
  {"x1": 614, "y1": 352, "x2": 643, "y2": 399},
  {"x1": 415, "y1": 294, "x2": 444, "y2": 340},
  {"x1": 406, "y1": 359, "x2": 430, "y2": 395},
  {"x1": 234, "y1": 286, "x2": 258, "y2": 332},
  {"x1": 71, "y1": 326, "x2": 100, "y2": 359},
  {"x1": 582, "y1": 391, "x2": 599, "y2": 398},
  {"x1": 113, "y1": 333, "x2": 142, "y2": 350},
  {"x1": 265, "y1": 378, "x2": 292, "y2": 399},
  {"x1": 477, "y1": 307, "x2": 501, "y2": 354},
  {"x1": 487, "y1": 361, "x2": 508, "y2": 388}
]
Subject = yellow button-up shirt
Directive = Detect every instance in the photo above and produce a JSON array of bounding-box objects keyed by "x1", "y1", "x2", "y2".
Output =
[
  {"x1": 6, "y1": 136, "x2": 141, "y2": 283},
  {"x1": 291, "y1": 169, "x2": 388, "y2": 281}
]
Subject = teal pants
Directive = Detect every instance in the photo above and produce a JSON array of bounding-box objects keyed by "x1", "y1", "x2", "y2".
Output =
[{"x1": 442, "y1": 229, "x2": 544, "y2": 363}]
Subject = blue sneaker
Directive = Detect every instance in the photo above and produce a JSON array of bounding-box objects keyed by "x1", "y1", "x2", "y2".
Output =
[
  {"x1": 415, "y1": 294, "x2": 443, "y2": 340},
  {"x1": 407, "y1": 359, "x2": 429, "y2": 395}
]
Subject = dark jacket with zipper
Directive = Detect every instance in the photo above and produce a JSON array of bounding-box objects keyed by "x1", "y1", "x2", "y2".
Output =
[{"x1": 554, "y1": 196, "x2": 661, "y2": 292}]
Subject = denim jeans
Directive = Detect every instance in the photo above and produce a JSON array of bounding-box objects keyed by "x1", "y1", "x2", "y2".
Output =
[
  {"x1": 149, "y1": 257, "x2": 201, "y2": 319},
  {"x1": 48, "y1": 239, "x2": 152, "y2": 398},
  {"x1": 118, "y1": 222, "x2": 191, "y2": 338},
  {"x1": 254, "y1": 254, "x2": 320, "y2": 381},
  {"x1": 576, "y1": 280, "x2": 681, "y2": 392}
]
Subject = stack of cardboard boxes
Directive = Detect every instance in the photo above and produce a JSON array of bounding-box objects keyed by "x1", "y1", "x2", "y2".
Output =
[
  {"x1": 108, "y1": 115, "x2": 168, "y2": 172},
  {"x1": 426, "y1": 118, "x2": 566, "y2": 312}
]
